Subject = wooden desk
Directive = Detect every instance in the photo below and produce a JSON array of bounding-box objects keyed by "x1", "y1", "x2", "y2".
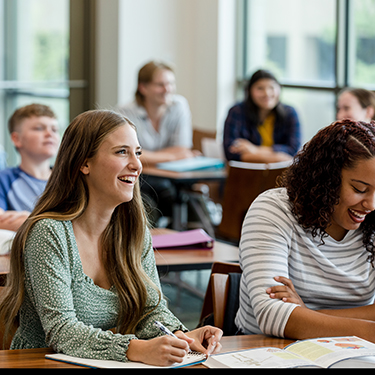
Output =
[
  {"x1": 0, "y1": 335, "x2": 294, "y2": 368},
  {"x1": 142, "y1": 166, "x2": 227, "y2": 236},
  {"x1": 0, "y1": 229, "x2": 238, "y2": 285},
  {"x1": 153, "y1": 228, "x2": 238, "y2": 273}
]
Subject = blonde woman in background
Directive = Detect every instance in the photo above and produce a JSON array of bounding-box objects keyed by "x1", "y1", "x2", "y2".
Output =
[{"x1": 337, "y1": 87, "x2": 375, "y2": 122}]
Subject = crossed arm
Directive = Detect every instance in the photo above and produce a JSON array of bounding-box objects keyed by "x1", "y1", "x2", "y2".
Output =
[{"x1": 267, "y1": 276, "x2": 375, "y2": 342}]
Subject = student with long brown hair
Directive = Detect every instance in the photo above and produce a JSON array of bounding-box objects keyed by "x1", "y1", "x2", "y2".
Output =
[{"x1": 0, "y1": 109, "x2": 222, "y2": 366}]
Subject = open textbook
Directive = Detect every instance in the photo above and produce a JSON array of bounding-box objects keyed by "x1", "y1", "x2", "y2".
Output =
[
  {"x1": 46, "y1": 350, "x2": 207, "y2": 369},
  {"x1": 204, "y1": 336, "x2": 375, "y2": 368}
]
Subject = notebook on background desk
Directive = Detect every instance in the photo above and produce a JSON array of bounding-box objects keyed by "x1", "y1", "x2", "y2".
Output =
[
  {"x1": 156, "y1": 156, "x2": 225, "y2": 172},
  {"x1": 152, "y1": 228, "x2": 214, "y2": 249}
]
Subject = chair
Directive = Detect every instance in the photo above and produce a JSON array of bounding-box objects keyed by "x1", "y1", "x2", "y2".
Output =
[
  {"x1": 217, "y1": 160, "x2": 291, "y2": 244},
  {"x1": 192, "y1": 128, "x2": 217, "y2": 154},
  {"x1": 0, "y1": 286, "x2": 17, "y2": 350},
  {"x1": 199, "y1": 261, "x2": 242, "y2": 335}
]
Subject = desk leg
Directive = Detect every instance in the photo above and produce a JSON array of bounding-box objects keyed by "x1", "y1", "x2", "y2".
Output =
[
  {"x1": 172, "y1": 193, "x2": 189, "y2": 230},
  {"x1": 188, "y1": 196, "x2": 216, "y2": 238}
]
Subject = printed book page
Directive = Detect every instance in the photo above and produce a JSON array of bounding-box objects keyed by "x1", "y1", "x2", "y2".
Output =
[
  {"x1": 204, "y1": 336, "x2": 375, "y2": 369},
  {"x1": 285, "y1": 336, "x2": 375, "y2": 368},
  {"x1": 204, "y1": 347, "x2": 316, "y2": 368},
  {"x1": 46, "y1": 351, "x2": 207, "y2": 369}
]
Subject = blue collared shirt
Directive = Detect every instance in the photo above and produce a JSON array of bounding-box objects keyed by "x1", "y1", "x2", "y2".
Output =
[{"x1": 0, "y1": 167, "x2": 48, "y2": 211}]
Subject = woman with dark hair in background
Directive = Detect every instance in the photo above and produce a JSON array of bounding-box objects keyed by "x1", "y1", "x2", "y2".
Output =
[{"x1": 223, "y1": 69, "x2": 301, "y2": 163}]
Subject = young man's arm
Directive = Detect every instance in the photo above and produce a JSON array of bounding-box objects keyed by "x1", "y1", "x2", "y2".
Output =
[{"x1": 0, "y1": 208, "x2": 30, "y2": 231}]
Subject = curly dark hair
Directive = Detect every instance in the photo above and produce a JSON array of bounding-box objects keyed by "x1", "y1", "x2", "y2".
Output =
[{"x1": 278, "y1": 119, "x2": 375, "y2": 265}]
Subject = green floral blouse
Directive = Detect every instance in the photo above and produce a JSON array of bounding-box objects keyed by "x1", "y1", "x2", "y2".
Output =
[{"x1": 10, "y1": 219, "x2": 187, "y2": 362}]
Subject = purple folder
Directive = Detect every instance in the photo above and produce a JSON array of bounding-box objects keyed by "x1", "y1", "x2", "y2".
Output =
[{"x1": 152, "y1": 229, "x2": 214, "y2": 250}]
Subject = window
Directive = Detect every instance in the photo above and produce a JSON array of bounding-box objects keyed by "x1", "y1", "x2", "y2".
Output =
[
  {"x1": 0, "y1": 0, "x2": 69, "y2": 166},
  {"x1": 0, "y1": 0, "x2": 94, "y2": 167},
  {"x1": 238, "y1": 0, "x2": 375, "y2": 145},
  {"x1": 350, "y1": 0, "x2": 375, "y2": 87}
]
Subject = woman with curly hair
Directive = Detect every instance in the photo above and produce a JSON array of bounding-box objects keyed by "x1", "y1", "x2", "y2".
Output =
[{"x1": 235, "y1": 119, "x2": 375, "y2": 341}]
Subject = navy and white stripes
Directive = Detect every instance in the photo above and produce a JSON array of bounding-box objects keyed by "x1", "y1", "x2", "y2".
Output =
[{"x1": 235, "y1": 188, "x2": 375, "y2": 337}]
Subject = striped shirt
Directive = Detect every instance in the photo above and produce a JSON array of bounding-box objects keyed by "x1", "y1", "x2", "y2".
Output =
[{"x1": 235, "y1": 187, "x2": 375, "y2": 337}]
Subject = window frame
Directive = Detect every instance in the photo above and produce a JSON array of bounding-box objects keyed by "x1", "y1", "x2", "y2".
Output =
[
  {"x1": 237, "y1": 0, "x2": 375, "y2": 121},
  {"x1": 0, "y1": 0, "x2": 95, "y2": 167}
]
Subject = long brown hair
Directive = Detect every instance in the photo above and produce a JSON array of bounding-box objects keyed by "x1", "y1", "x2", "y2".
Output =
[{"x1": 0, "y1": 109, "x2": 160, "y2": 346}]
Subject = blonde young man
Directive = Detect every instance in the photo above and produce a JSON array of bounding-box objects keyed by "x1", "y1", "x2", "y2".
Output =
[{"x1": 0, "y1": 103, "x2": 59, "y2": 232}]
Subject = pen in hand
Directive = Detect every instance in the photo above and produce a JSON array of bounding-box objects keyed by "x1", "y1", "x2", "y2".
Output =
[{"x1": 154, "y1": 320, "x2": 192, "y2": 353}]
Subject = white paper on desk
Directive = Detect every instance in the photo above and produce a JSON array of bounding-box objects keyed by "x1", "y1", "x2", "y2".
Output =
[
  {"x1": 0, "y1": 229, "x2": 16, "y2": 255},
  {"x1": 46, "y1": 352, "x2": 207, "y2": 368}
]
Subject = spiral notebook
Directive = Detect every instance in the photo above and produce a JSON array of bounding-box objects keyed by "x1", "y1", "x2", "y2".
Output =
[{"x1": 46, "y1": 351, "x2": 207, "y2": 368}]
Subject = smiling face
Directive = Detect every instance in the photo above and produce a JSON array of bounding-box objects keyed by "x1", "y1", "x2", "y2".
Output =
[
  {"x1": 250, "y1": 78, "x2": 280, "y2": 111},
  {"x1": 336, "y1": 91, "x2": 373, "y2": 122},
  {"x1": 80, "y1": 123, "x2": 142, "y2": 210},
  {"x1": 326, "y1": 157, "x2": 375, "y2": 241},
  {"x1": 138, "y1": 68, "x2": 176, "y2": 107}
]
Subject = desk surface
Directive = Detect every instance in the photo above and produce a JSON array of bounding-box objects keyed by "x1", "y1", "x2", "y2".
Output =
[
  {"x1": 0, "y1": 229, "x2": 238, "y2": 285},
  {"x1": 0, "y1": 335, "x2": 294, "y2": 368},
  {"x1": 153, "y1": 228, "x2": 238, "y2": 272}
]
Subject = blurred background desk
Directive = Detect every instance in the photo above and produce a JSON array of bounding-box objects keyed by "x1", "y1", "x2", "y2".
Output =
[
  {"x1": 0, "y1": 229, "x2": 238, "y2": 329},
  {"x1": 142, "y1": 166, "x2": 227, "y2": 237},
  {"x1": 0, "y1": 335, "x2": 295, "y2": 368},
  {"x1": 0, "y1": 228, "x2": 238, "y2": 286},
  {"x1": 153, "y1": 228, "x2": 238, "y2": 274}
]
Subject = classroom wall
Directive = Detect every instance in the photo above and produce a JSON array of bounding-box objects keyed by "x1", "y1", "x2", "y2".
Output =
[{"x1": 95, "y1": 0, "x2": 237, "y2": 135}]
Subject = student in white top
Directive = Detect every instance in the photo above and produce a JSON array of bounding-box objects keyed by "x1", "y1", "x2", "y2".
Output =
[
  {"x1": 235, "y1": 119, "x2": 375, "y2": 342},
  {"x1": 117, "y1": 61, "x2": 200, "y2": 225},
  {"x1": 118, "y1": 61, "x2": 199, "y2": 165}
]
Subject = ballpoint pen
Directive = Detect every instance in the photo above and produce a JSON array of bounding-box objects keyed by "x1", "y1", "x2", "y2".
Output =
[{"x1": 154, "y1": 320, "x2": 192, "y2": 353}]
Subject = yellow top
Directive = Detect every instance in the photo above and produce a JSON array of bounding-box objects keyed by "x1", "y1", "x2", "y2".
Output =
[{"x1": 257, "y1": 113, "x2": 275, "y2": 147}]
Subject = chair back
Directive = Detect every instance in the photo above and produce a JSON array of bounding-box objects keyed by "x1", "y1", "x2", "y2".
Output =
[
  {"x1": 199, "y1": 261, "x2": 242, "y2": 335},
  {"x1": 0, "y1": 286, "x2": 17, "y2": 350},
  {"x1": 192, "y1": 128, "x2": 216, "y2": 153},
  {"x1": 218, "y1": 160, "x2": 291, "y2": 243}
]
